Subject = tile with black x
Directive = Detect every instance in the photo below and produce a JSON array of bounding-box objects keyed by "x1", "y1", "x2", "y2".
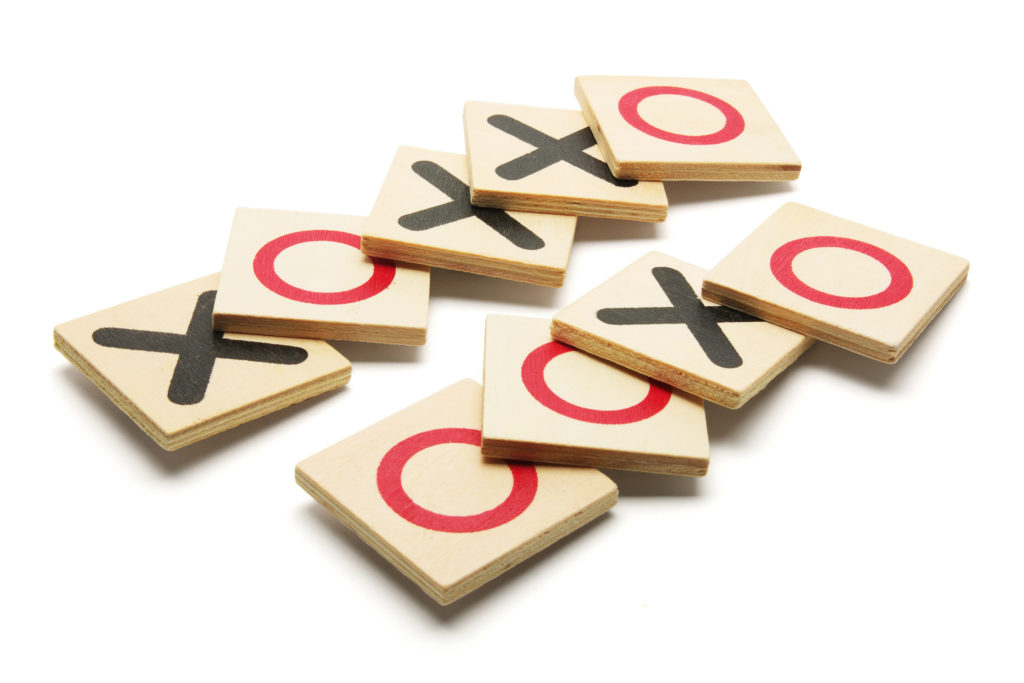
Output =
[
  {"x1": 54, "y1": 274, "x2": 351, "y2": 449},
  {"x1": 361, "y1": 146, "x2": 577, "y2": 287},
  {"x1": 551, "y1": 252, "x2": 814, "y2": 408},
  {"x1": 464, "y1": 102, "x2": 667, "y2": 222}
]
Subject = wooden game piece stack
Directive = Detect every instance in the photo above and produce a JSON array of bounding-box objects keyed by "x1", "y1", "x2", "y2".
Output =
[{"x1": 54, "y1": 75, "x2": 969, "y2": 605}]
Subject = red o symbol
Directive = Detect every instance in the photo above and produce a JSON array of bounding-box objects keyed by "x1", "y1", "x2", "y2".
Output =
[
  {"x1": 770, "y1": 236, "x2": 914, "y2": 309},
  {"x1": 376, "y1": 428, "x2": 538, "y2": 533},
  {"x1": 618, "y1": 86, "x2": 745, "y2": 145},
  {"x1": 252, "y1": 230, "x2": 395, "y2": 304},
  {"x1": 521, "y1": 341, "x2": 671, "y2": 424}
]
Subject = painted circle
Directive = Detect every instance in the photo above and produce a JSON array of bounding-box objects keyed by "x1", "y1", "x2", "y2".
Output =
[
  {"x1": 252, "y1": 229, "x2": 395, "y2": 304},
  {"x1": 770, "y1": 236, "x2": 914, "y2": 309},
  {"x1": 376, "y1": 428, "x2": 538, "y2": 533},
  {"x1": 521, "y1": 341, "x2": 672, "y2": 424},
  {"x1": 618, "y1": 85, "x2": 745, "y2": 145}
]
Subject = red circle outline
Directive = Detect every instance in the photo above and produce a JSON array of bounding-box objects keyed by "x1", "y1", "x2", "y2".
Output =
[
  {"x1": 376, "y1": 428, "x2": 538, "y2": 533},
  {"x1": 521, "y1": 341, "x2": 671, "y2": 424},
  {"x1": 618, "y1": 85, "x2": 745, "y2": 145},
  {"x1": 252, "y1": 230, "x2": 395, "y2": 304},
  {"x1": 769, "y1": 236, "x2": 914, "y2": 309}
]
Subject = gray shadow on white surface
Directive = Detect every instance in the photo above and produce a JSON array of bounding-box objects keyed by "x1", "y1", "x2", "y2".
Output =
[
  {"x1": 705, "y1": 280, "x2": 971, "y2": 446},
  {"x1": 704, "y1": 356, "x2": 806, "y2": 449},
  {"x1": 428, "y1": 268, "x2": 561, "y2": 308},
  {"x1": 664, "y1": 180, "x2": 795, "y2": 206},
  {"x1": 572, "y1": 215, "x2": 661, "y2": 242},
  {"x1": 601, "y1": 469, "x2": 701, "y2": 497},
  {"x1": 797, "y1": 279, "x2": 970, "y2": 390},
  {"x1": 302, "y1": 502, "x2": 612, "y2": 623},
  {"x1": 327, "y1": 340, "x2": 423, "y2": 363},
  {"x1": 56, "y1": 364, "x2": 345, "y2": 476}
]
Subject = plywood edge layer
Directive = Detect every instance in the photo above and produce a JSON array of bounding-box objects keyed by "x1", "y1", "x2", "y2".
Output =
[
  {"x1": 549, "y1": 319, "x2": 740, "y2": 407},
  {"x1": 213, "y1": 314, "x2": 426, "y2": 345},
  {"x1": 481, "y1": 439, "x2": 708, "y2": 476},
  {"x1": 362, "y1": 236, "x2": 564, "y2": 287},
  {"x1": 701, "y1": 282, "x2": 898, "y2": 363}
]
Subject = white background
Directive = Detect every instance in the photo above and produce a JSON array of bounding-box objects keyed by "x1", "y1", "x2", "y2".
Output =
[{"x1": 3, "y1": 1, "x2": 1022, "y2": 681}]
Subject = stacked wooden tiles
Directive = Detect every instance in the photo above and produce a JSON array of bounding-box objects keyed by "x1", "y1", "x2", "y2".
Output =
[{"x1": 54, "y1": 75, "x2": 968, "y2": 604}]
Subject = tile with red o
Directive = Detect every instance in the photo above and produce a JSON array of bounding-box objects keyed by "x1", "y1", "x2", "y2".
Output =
[
  {"x1": 574, "y1": 75, "x2": 801, "y2": 181},
  {"x1": 213, "y1": 208, "x2": 430, "y2": 344},
  {"x1": 482, "y1": 315, "x2": 708, "y2": 476},
  {"x1": 295, "y1": 379, "x2": 617, "y2": 605},
  {"x1": 702, "y1": 203, "x2": 969, "y2": 363}
]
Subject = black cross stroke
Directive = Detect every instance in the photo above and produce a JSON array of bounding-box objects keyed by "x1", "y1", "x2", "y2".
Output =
[
  {"x1": 398, "y1": 161, "x2": 545, "y2": 251},
  {"x1": 596, "y1": 267, "x2": 760, "y2": 369},
  {"x1": 92, "y1": 290, "x2": 309, "y2": 405},
  {"x1": 487, "y1": 114, "x2": 638, "y2": 188}
]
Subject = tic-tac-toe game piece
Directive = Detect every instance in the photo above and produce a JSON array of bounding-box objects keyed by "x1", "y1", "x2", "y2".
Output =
[
  {"x1": 574, "y1": 75, "x2": 801, "y2": 181},
  {"x1": 212, "y1": 209, "x2": 430, "y2": 344},
  {"x1": 54, "y1": 274, "x2": 351, "y2": 450},
  {"x1": 361, "y1": 146, "x2": 577, "y2": 287},
  {"x1": 482, "y1": 315, "x2": 708, "y2": 476},
  {"x1": 701, "y1": 203, "x2": 970, "y2": 363},
  {"x1": 463, "y1": 101, "x2": 668, "y2": 221},
  {"x1": 295, "y1": 379, "x2": 617, "y2": 605},
  {"x1": 551, "y1": 253, "x2": 814, "y2": 408}
]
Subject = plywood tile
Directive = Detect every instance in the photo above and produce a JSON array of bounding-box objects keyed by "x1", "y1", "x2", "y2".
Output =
[
  {"x1": 54, "y1": 274, "x2": 351, "y2": 450},
  {"x1": 295, "y1": 379, "x2": 617, "y2": 605},
  {"x1": 361, "y1": 147, "x2": 577, "y2": 287},
  {"x1": 702, "y1": 203, "x2": 969, "y2": 362},
  {"x1": 575, "y1": 75, "x2": 801, "y2": 181},
  {"x1": 482, "y1": 315, "x2": 708, "y2": 475},
  {"x1": 463, "y1": 101, "x2": 667, "y2": 221},
  {"x1": 551, "y1": 253, "x2": 813, "y2": 408},
  {"x1": 212, "y1": 209, "x2": 430, "y2": 344}
]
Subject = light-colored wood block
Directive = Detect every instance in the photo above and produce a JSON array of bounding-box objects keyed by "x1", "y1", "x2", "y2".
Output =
[
  {"x1": 361, "y1": 146, "x2": 577, "y2": 287},
  {"x1": 463, "y1": 101, "x2": 668, "y2": 221},
  {"x1": 551, "y1": 252, "x2": 813, "y2": 408},
  {"x1": 295, "y1": 378, "x2": 616, "y2": 605},
  {"x1": 482, "y1": 315, "x2": 708, "y2": 475},
  {"x1": 54, "y1": 274, "x2": 351, "y2": 450},
  {"x1": 212, "y1": 208, "x2": 430, "y2": 344},
  {"x1": 702, "y1": 203, "x2": 970, "y2": 363},
  {"x1": 574, "y1": 75, "x2": 801, "y2": 181}
]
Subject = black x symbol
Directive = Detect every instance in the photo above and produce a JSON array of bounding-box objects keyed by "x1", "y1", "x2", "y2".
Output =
[
  {"x1": 398, "y1": 161, "x2": 545, "y2": 251},
  {"x1": 92, "y1": 290, "x2": 309, "y2": 405},
  {"x1": 488, "y1": 114, "x2": 638, "y2": 188},
  {"x1": 596, "y1": 267, "x2": 760, "y2": 368}
]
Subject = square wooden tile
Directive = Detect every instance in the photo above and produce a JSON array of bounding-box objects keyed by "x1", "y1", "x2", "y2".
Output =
[
  {"x1": 463, "y1": 101, "x2": 667, "y2": 221},
  {"x1": 212, "y1": 208, "x2": 430, "y2": 344},
  {"x1": 702, "y1": 203, "x2": 970, "y2": 363},
  {"x1": 54, "y1": 274, "x2": 351, "y2": 450},
  {"x1": 361, "y1": 146, "x2": 577, "y2": 287},
  {"x1": 551, "y1": 252, "x2": 813, "y2": 408},
  {"x1": 295, "y1": 379, "x2": 617, "y2": 605},
  {"x1": 482, "y1": 315, "x2": 708, "y2": 476},
  {"x1": 575, "y1": 75, "x2": 801, "y2": 181}
]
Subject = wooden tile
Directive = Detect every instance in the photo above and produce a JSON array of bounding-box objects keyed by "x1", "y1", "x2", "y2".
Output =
[
  {"x1": 361, "y1": 146, "x2": 577, "y2": 287},
  {"x1": 482, "y1": 315, "x2": 708, "y2": 476},
  {"x1": 54, "y1": 274, "x2": 351, "y2": 450},
  {"x1": 295, "y1": 379, "x2": 616, "y2": 605},
  {"x1": 212, "y1": 209, "x2": 430, "y2": 344},
  {"x1": 551, "y1": 252, "x2": 813, "y2": 408},
  {"x1": 702, "y1": 203, "x2": 969, "y2": 363},
  {"x1": 574, "y1": 75, "x2": 801, "y2": 181},
  {"x1": 463, "y1": 101, "x2": 668, "y2": 221}
]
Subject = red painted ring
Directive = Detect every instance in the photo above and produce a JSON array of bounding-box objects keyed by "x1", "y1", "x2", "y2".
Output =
[
  {"x1": 253, "y1": 229, "x2": 395, "y2": 304},
  {"x1": 521, "y1": 341, "x2": 671, "y2": 424},
  {"x1": 618, "y1": 85, "x2": 745, "y2": 145},
  {"x1": 770, "y1": 236, "x2": 914, "y2": 309},
  {"x1": 376, "y1": 428, "x2": 538, "y2": 533}
]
